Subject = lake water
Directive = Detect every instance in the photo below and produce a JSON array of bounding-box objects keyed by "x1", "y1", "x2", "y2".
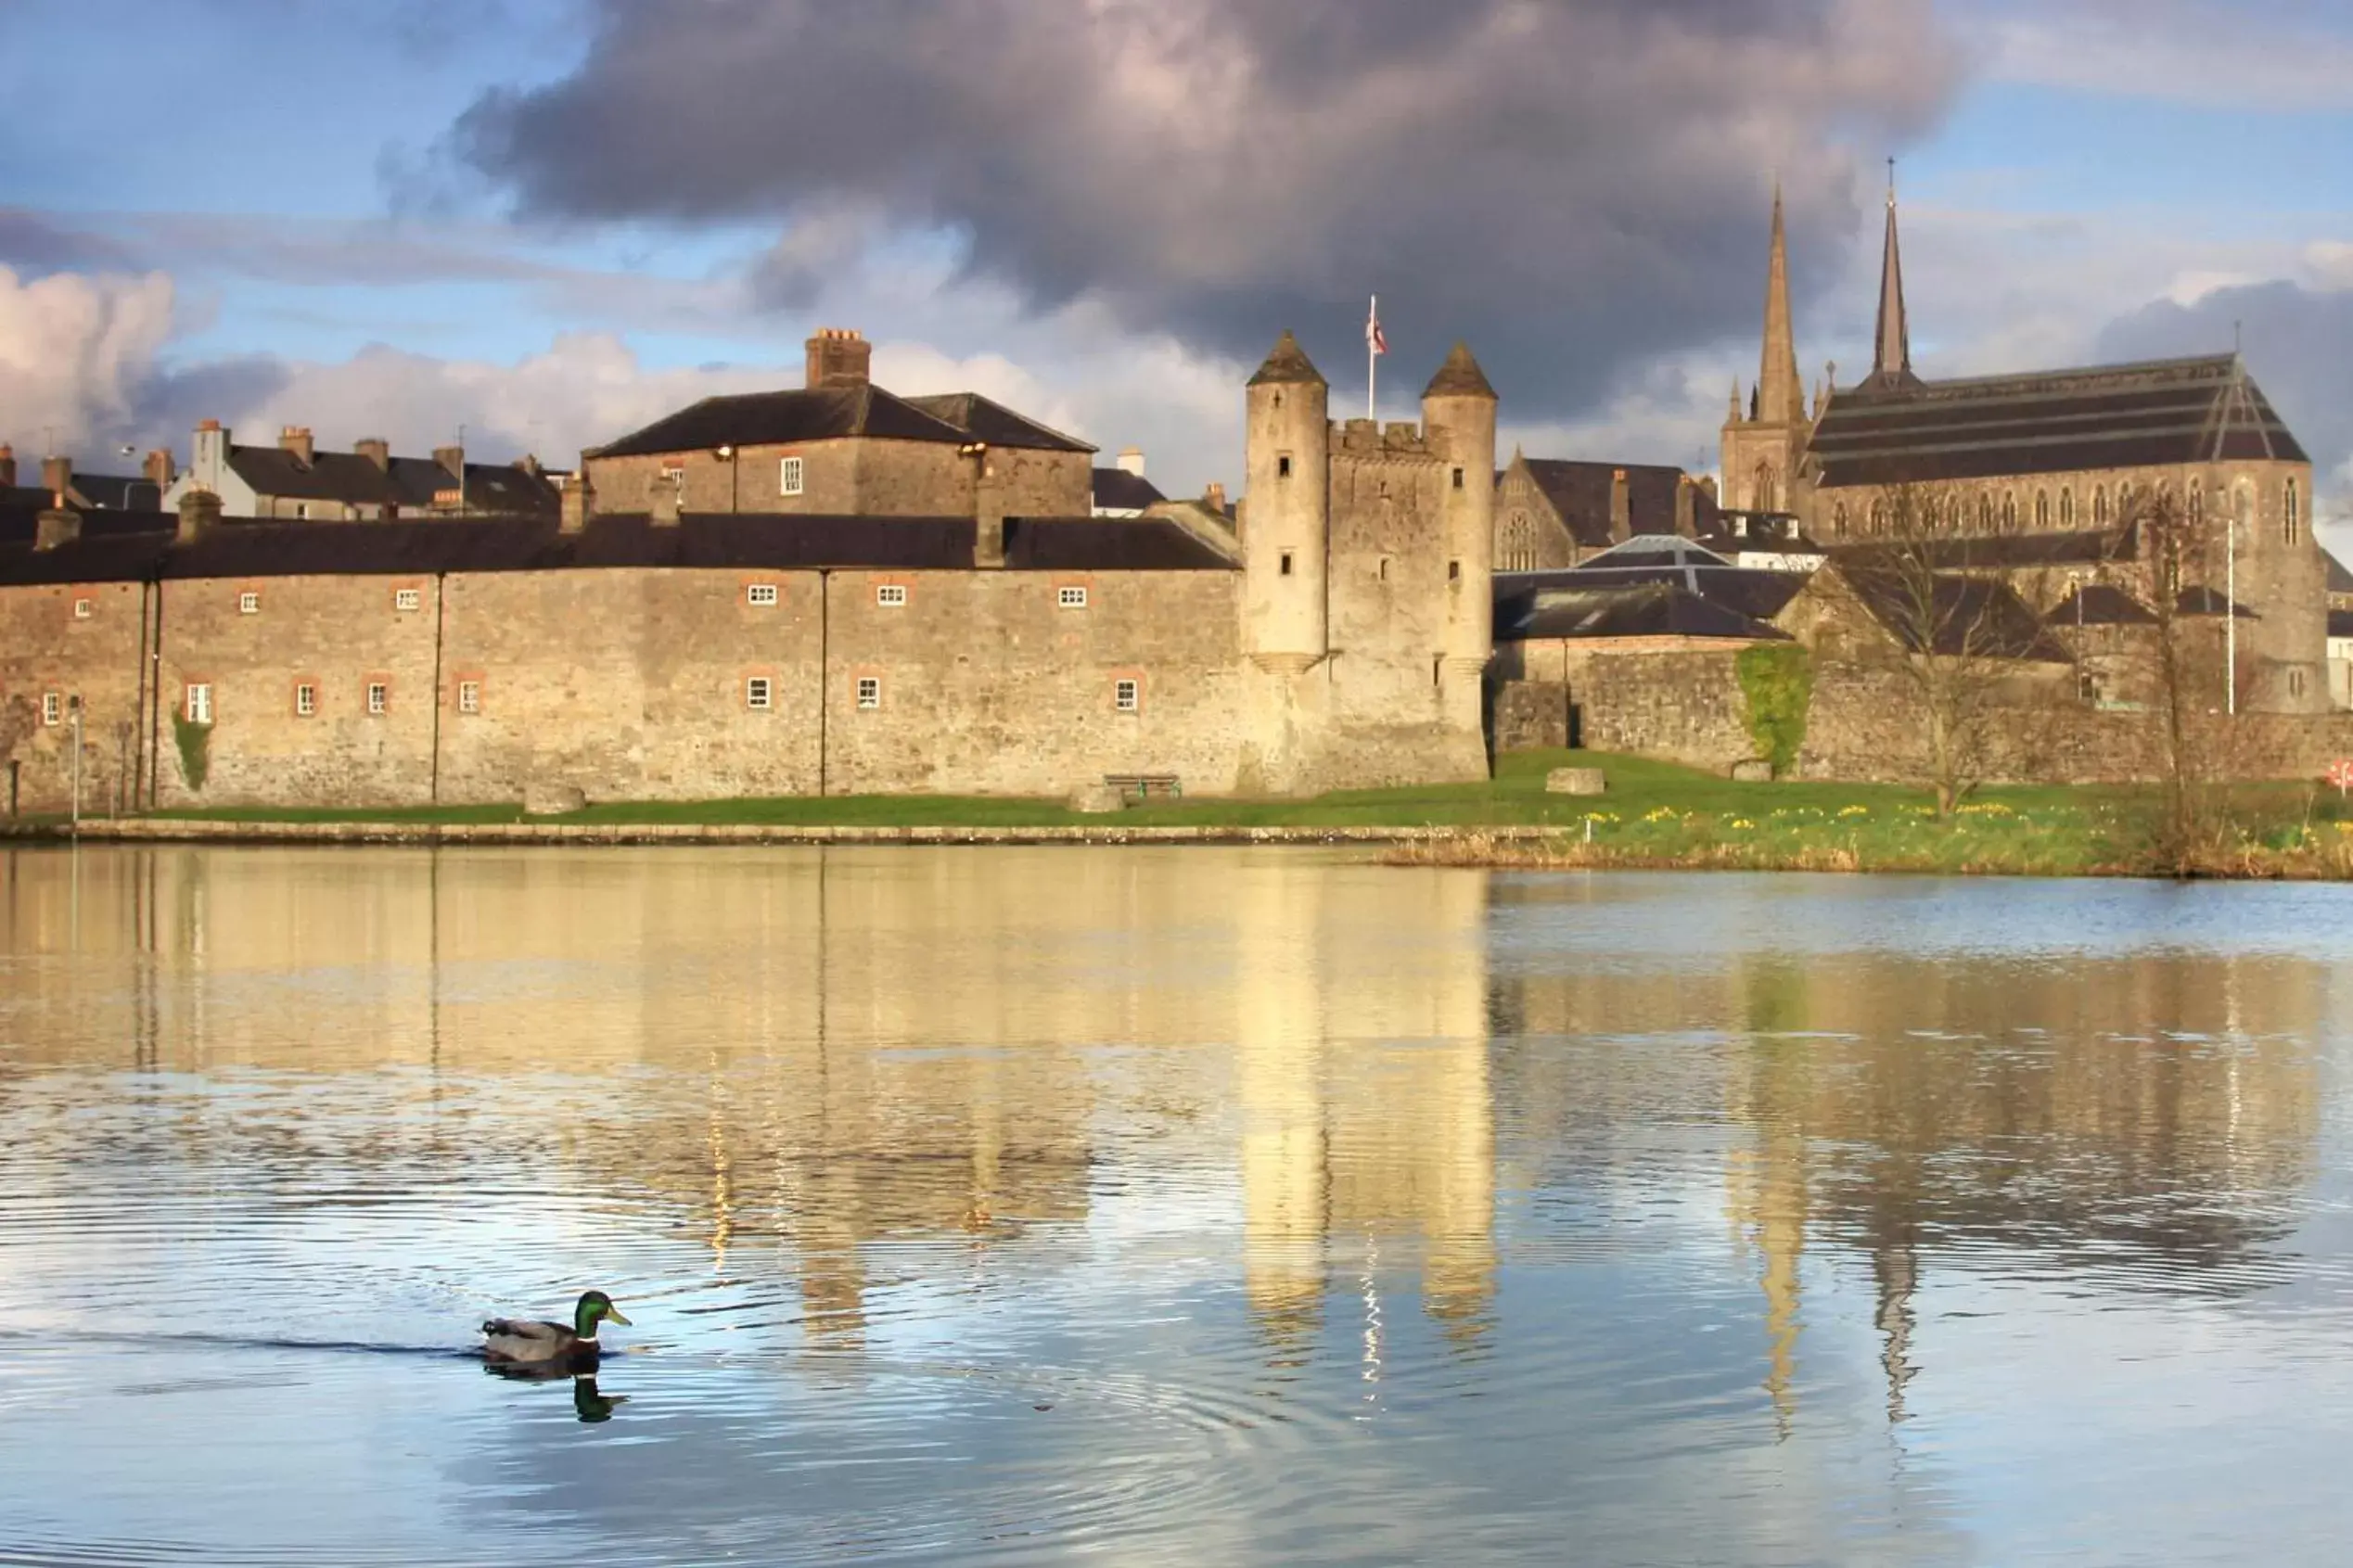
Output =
[{"x1": 3, "y1": 847, "x2": 2350, "y2": 1566}]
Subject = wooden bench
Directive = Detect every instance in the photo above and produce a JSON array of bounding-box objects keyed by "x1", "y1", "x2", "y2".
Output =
[{"x1": 1104, "y1": 773, "x2": 1182, "y2": 800}]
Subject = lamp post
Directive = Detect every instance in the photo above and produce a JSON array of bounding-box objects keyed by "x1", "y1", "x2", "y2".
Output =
[
  {"x1": 2228, "y1": 487, "x2": 2241, "y2": 717},
  {"x1": 68, "y1": 694, "x2": 83, "y2": 838}
]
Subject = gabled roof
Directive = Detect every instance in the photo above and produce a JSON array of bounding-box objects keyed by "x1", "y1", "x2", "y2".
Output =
[
  {"x1": 2174, "y1": 586, "x2": 2257, "y2": 619},
  {"x1": 1832, "y1": 565, "x2": 2074, "y2": 662},
  {"x1": 1090, "y1": 467, "x2": 1166, "y2": 512},
  {"x1": 1511, "y1": 458, "x2": 1705, "y2": 547},
  {"x1": 1825, "y1": 524, "x2": 2137, "y2": 572},
  {"x1": 1810, "y1": 354, "x2": 2308, "y2": 489},
  {"x1": 902, "y1": 392, "x2": 1093, "y2": 453},
  {"x1": 1504, "y1": 580, "x2": 1789, "y2": 643},
  {"x1": 220, "y1": 446, "x2": 558, "y2": 516},
  {"x1": 69, "y1": 473, "x2": 166, "y2": 510},
  {"x1": 2324, "y1": 548, "x2": 2353, "y2": 595},
  {"x1": 1495, "y1": 562, "x2": 1810, "y2": 628},
  {"x1": 2045, "y1": 583, "x2": 2156, "y2": 627},
  {"x1": 593, "y1": 384, "x2": 1093, "y2": 459}
]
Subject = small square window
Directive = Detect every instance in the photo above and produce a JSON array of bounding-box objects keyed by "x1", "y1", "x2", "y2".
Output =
[
  {"x1": 1279, "y1": 552, "x2": 1294, "y2": 577},
  {"x1": 746, "y1": 676, "x2": 772, "y2": 710},
  {"x1": 876, "y1": 583, "x2": 908, "y2": 607},
  {"x1": 1115, "y1": 679, "x2": 1139, "y2": 713},
  {"x1": 393, "y1": 588, "x2": 421, "y2": 612},
  {"x1": 747, "y1": 582, "x2": 779, "y2": 606},
  {"x1": 185, "y1": 683, "x2": 211, "y2": 724},
  {"x1": 1448, "y1": 559, "x2": 1462, "y2": 581},
  {"x1": 1059, "y1": 585, "x2": 1088, "y2": 608},
  {"x1": 779, "y1": 455, "x2": 805, "y2": 497},
  {"x1": 1451, "y1": 467, "x2": 1464, "y2": 490},
  {"x1": 295, "y1": 683, "x2": 315, "y2": 718},
  {"x1": 238, "y1": 591, "x2": 260, "y2": 615},
  {"x1": 458, "y1": 680, "x2": 480, "y2": 715},
  {"x1": 366, "y1": 682, "x2": 388, "y2": 716},
  {"x1": 856, "y1": 676, "x2": 882, "y2": 710},
  {"x1": 71, "y1": 597, "x2": 93, "y2": 620},
  {"x1": 1277, "y1": 454, "x2": 1292, "y2": 478},
  {"x1": 42, "y1": 692, "x2": 61, "y2": 727}
]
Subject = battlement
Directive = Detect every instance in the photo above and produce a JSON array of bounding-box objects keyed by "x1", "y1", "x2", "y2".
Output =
[{"x1": 1329, "y1": 418, "x2": 1437, "y2": 459}]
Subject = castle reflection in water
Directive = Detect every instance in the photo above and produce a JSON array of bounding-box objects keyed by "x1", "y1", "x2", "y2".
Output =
[{"x1": 1, "y1": 846, "x2": 2325, "y2": 1427}]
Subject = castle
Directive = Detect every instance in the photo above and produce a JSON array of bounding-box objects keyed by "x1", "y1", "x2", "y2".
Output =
[{"x1": 0, "y1": 331, "x2": 1493, "y2": 814}]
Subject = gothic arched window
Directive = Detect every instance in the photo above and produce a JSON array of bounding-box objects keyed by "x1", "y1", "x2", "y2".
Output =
[
  {"x1": 1870, "y1": 498, "x2": 1887, "y2": 535},
  {"x1": 2001, "y1": 493, "x2": 2017, "y2": 533},
  {"x1": 2034, "y1": 491, "x2": 2051, "y2": 529},
  {"x1": 1978, "y1": 494, "x2": 1994, "y2": 533},
  {"x1": 1754, "y1": 464, "x2": 1778, "y2": 512},
  {"x1": 2287, "y1": 478, "x2": 2303, "y2": 545},
  {"x1": 2060, "y1": 489, "x2": 2076, "y2": 528},
  {"x1": 2189, "y1": 478, "x2": 2205, "y2": 524},
  {"x1": 2093, "y1": 486, "x2": 2108, "y2": 527},
  {"x1": 1833, "y1": 501, "x2": 1848, "y2": 539}
]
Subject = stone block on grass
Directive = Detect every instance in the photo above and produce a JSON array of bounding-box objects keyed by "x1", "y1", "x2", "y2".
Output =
[
  {"x1": 1730, "y1": 759, "x2": 1774, "y2": 783},
  {"x1": 1545, "y1": 767, "x2": 1606, "y2": 797},
  {"x1": 1068, "y1": 784, "x2": 1126, "y2": 814},
  {"x1": 522, "y1": 782, "x2": 587, "y2": 816}
]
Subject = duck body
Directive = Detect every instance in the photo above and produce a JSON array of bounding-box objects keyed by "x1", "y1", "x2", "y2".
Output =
[{"x1": 481, "y1": 1291, "x2": 631, "y2": 1367}]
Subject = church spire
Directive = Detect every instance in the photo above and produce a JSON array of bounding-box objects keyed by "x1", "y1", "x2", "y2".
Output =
[
  {"x1": 1757, "y1": 184, "x2": 1805, "y2": 426},
  {"x1": 1871, "y1": 161, "x2": 1917, "y2": 389}
]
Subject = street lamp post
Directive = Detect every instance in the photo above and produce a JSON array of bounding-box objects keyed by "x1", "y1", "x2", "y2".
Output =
[
  {"x1": 2228, "y1": 488, "x2": 2241, "y2": 717},
  {"x1": 68, "y1": 695, "x2": 83, "y2": 837}
]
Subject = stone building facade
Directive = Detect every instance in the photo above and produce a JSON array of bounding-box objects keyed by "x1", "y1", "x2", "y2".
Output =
[
  {"x1": 0, "y1": 337, "x2": 1496, "y2": 814},
  {"x1": 1720, "y1": 181, "x2": 2324, "y2": 713}
]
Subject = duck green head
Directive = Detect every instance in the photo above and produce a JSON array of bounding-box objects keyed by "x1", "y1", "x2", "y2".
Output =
[{"x1": 573, "y1": 1291, "x2": 633, "y2": 1339}]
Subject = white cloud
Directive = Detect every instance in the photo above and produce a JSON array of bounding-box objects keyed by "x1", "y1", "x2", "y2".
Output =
[
  {"x1": 1965, "y1": 0, "x2": 2353, "y2": 110},
  {"x1": 0, "y1": 264, "x2": 177, "y2": 455}
]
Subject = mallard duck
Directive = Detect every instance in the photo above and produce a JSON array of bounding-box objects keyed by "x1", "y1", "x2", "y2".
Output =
[{"x1": 480, "y1": 1291, "x2": 632, "y2": 1366}]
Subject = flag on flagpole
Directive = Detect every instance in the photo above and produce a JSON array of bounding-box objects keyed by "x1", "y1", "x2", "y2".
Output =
[{"x1": 1365, "y1": 297, "x2": 1387, "y2": 356}]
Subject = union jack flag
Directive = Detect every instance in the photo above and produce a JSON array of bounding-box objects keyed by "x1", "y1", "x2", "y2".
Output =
[{"x1": 1366, "y1": 298, "x2": 1387, "y2": 356}]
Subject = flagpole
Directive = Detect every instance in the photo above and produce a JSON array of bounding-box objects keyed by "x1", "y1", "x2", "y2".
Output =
[{"x1": 1368, "y1": 294, "x2": 1377, "y2": 422}]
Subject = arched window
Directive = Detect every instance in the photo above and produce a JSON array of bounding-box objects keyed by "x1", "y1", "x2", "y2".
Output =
[
  {"x1": 2093, "y1": 486, "x2": 2108, "y2": 527},
  {"x1": 1833, "y1": 501, "x2": 1848, "y2": 539},
  {"x1": 1978, "y1": 494, "x2": 1995, "y2": 534},
  {"x1": 1753, "y1": 464, "x2": 1777, "y2": 512},
  {"x1": 2189, "y1": 478, "x2": 2204, "y2": 524},
  {"x1": 2286, "y1": 478, "x2": 2302, "y2": 545},
  {"x1": 2060, "y1": 488, "x2": 2075, "y2": 528},
  {"x1": 1870, "y1": 498, "x2": 1887, "y2": 535},
  {"x1": 2001, "y1": 492, "x2": 2017, "y2": 533},
  {"x1": 2035, "y1": 490, "x2": 2051, "y2": 529}
]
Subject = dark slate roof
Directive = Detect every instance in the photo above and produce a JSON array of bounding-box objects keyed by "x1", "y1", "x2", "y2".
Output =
[
  {"x1": 1825, "y1": 524, "x2": 2138, "y2": 572},
  {"x1": 0, "y1": 512, "x2": 1234, "y2": 587},
  {"x1": 2328, "y1": 609, "x2": 2353, "y2": 639},
  {"x1": 1837, "y1": 567, "x2": 2075, "y2": 662},
  {"x1": 2324, "y1": 549, "x2": 2353, "y2": 595},
  {"x1": 1495, "y1": 563, "x2": 1810, "y2": 629},
  {"x1": 221, "y1": 446, "x2": 558, "y2": 516},
  {"x1": 2046, "y1": 583, "x2": 2156, "y2": 627},
  {"x1": 70, "y1": 473, "x2": 168, "y2": 510},
  {"x1": 1504, "y1": 581, "x2": 1790, "y2": 643},
  {"x1": 0, "y1": 503, "x2": 178, "y2": 549},
  {"x1": 2175, "y1": 586, "x2": 2257, "y2": 619},
  {"x1": 1515, "y1": 458, "x2": 1701, "y2": 547},
  {"x1": 1091, "y1": 467, "x2": 1167, "y2": 511},
  {"x1": 1810, "y1": 354, "x2": 2308, "y2": 488},
  {"x1": 901, "y1": 392, "x2": 1093, "y2": 453}
]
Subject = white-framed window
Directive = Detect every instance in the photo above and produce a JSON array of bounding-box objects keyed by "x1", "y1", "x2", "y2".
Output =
[
  {"x1": 185, "y1": 683, "x2": 211, "y2": 724},
  {"x1": 856, "y1": 675, "x2": 881, "y2": 710},
  {"x1": 393, "y1": 587, "x2": 422, "y2": 612},
  {"x1": 746, "y1": 676, "x2": 772, "y2": 710},
  {"x1": 458, "y1": 681, "x2": 480, "y2": 715},
  {"x1": 71, "y1": 597, "x2": 93, "y2": 620},
  {"x1": 779, "y1": 455, "x2": 805, "y2": 497},
  {"x1": 238, "y1": 591, "x2": 260, "y2": 616},
  {"x1": 659, "y1": 465, "x2": 684, "y2": 487},
  {"x1": 42, "y1": 692, "x2": 61, "y2": 727},
  {"x1": 747, "y1": 582, "x2": 779, "y2": 606},
  {"x1": 295, "y1": 683, "x2": 315, "y2": 718},
  {"x1": 876, "y1": 583, "x2": 908, "y2": 607},
  {"x1": 1058, "y1": 585, "x2": 1089, "y2": 608},
  {"x1": 1115, "y1": 678, "x2": 1139, "y2": 713},
  {"x1": 366, "y1": 682, "x2": 388, "y2": 716}
]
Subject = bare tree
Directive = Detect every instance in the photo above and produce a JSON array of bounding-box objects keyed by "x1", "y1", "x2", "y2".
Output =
[
  {"x1": 1819, "y1": 482, "x2": 2072, "y2": 817},
  {"x1": 0, "y1": 694, "x2": 32, "y2": 817},
  {"x1": 2129, "y1": 486, "x2": 2233, "y2": 870}
]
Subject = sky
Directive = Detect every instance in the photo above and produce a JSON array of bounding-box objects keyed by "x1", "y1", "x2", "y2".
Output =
[{"x1": 0, "y1": 0, "x2": 2347, "y2": 522}]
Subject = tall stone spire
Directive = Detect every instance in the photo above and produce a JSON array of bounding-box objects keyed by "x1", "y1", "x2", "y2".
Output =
[
  {"x1": 1757, "y1": 185, "x2": 1805, "y2": 425},
  {"x1": 1871, "y1": 162, "x2": 1916, "y2": 389}
]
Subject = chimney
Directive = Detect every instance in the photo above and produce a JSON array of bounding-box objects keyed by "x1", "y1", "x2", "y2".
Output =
[
  {"x1": 41, "y1": 454, "x2": 71, "y2": 500},
  {"x1": 144, "y1": 448, "x2": 175, "y2": 491},
  {"x1": 34, "y1": 505, "x2": 80, "y2": 551},
  {"x1": 176, "y1": 488, "x2": 222, "y2": 544},
  {"x1": 1608, "y1": 468, "x2": 1631, "y2": 542},
  {"x1": 1203, "y1": 481, "x2": 1227, "y2": 515},
  {"x1": 1674, "y1": 474, "x2": 1696, "y2": 538},
  {"x1": 278, "y1": 426, "x2": 314, "y2": 465},
  {"x1": 354, "y1": 438, "x2": 390, "y2": 471},
  {"x1": 559, "y1": 467, "x2": 595, "y2": 534},
  {"x1": 804, "y1": 326, "x2": 872, "y2": 389},
  {"x1": 433, "y1": 444, "x2": 464, "y2": 479},
  {"x1": 1117, "y1": 446, "x2": 1145, "y2": 478},
  {"x1": 651, "y1": 471, "x2": 682, "y2": 527},
  {"x1": 0, "y1": 443, "x2": 14, "y2": 488},
  {"x1": 975, "y1": 458, "x2": 1006, "y2": 568}
]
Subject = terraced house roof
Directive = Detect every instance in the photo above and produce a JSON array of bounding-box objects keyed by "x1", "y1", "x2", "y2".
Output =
[
  {"x1": 593, "y1": 385, "x2": 1093, "y2": 458},
  {"x1": 1809, "y1": 354, "x2": 2308, "y2": 489}
]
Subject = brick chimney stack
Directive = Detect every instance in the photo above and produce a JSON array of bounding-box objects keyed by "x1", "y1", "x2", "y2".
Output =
[
  {"x1": 559, "y1": 465, "x2": 595, "y2": 533},
  {"x1": 1203, "y1": 481, "x2": 1226, "y2": 515},
  {"x1": 804, "y1": 326, "x2": 872, "y2": 389},
  {"x1": 176, "y1": 488, "x2": 222, "y2": 544},
  {"x1": 278, "y1": 426, "x2": 314, "y2": 465},
  {"x1": 1117, "y1": 446, "x2": 1145, "y2": 478},
  {"x1": 41, "y1": 454, "x2": 71, "y2": 500},
  {"x1": 433, "y1": 444, "x2": 464, "y2": 479},
  {"x1": 34, "y1": 505, "x2": 80, "y2": 551},
  {"x1": 144, "y1": 449, "x2": 175, "y2": 490},
  {"x1": 1608, "y1": 468, "x2": 1631, "y2": 542},
  {"x1": 354, "y1": 438, "x2": 390, "y2": 471}
]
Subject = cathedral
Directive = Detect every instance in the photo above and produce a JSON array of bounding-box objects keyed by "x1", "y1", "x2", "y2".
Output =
[{"x1": 1721, "y1": 180, "x2": 2325, "y2": 713}]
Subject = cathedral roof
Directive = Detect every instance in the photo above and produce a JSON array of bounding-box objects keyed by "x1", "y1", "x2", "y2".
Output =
[
  {"x1": 1247, "y1": 330, "x2": 1324, "y2": 388},
  {"x1": 1423, "y1": 342, "x2": 1497, "y2": 401},
  {"x1": 1810, "y1": 354, "x2": 2307, "y2": 488}
]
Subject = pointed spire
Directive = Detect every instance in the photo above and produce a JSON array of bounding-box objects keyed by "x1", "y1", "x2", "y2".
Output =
[
  {"x1": 1247, "y1": 329, "x2": 1324, "y2": 388},
  {"x1": 1870, "y1": 161, "x2": 1917, "y2": 389},
  {"x1": 1757, "y1": 184, "x2": 1805, "y2": 425},
  {"x1": 1423, "y1": 341, "x2": 1496, "y2": 401},
  {"x1": 1729, "y1": 375, "x2": 1743, "y2": 421}
]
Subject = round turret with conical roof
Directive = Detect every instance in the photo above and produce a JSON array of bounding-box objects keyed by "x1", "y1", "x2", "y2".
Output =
[
  {"x1": 1422, "y1": 342, "x2": 1498, "y2": 674},
  {"x1": 1243, "y1": 330, "x2": 1329, "y2": 672}
]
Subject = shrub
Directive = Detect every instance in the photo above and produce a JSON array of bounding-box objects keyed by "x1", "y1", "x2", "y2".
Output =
[{"x1": 1735, "y1": 644, "x2": 1814, "y2": 778}]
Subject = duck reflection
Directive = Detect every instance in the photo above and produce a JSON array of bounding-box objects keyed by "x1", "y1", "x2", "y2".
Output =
[{"x1": 481, "y1": 1364, "x2": 629, "y2": 1424}]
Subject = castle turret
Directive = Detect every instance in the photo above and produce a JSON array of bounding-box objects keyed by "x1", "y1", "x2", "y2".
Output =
[
  {"x1": 1243, "y1": 331, "x2": 1329, "y2": 673},
  {"x1": 1422, "y1": 342, "x2": 1497, "y2": 676}
]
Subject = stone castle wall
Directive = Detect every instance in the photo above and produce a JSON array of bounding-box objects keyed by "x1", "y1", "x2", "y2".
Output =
[
  {"x1": 0, "y1": 576, "x2": 149, "y2": 813},
  {"x1": 585, "y1": 438, "x2": 1090, "y2": 518}
]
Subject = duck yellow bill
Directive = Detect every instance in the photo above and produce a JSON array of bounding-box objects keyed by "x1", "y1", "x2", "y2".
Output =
[{"x1": 604, "y1": 1306, "x2": 632, "y2": 1326}]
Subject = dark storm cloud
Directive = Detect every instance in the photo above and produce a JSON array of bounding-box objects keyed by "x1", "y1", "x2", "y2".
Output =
[
  {"x1": 0, "y1": 209, "x2": 140, "y2": 273},
  {"x1": 453, "y1": 0, "x2": 1963, "y2": 414},
  {"x1": 2096, "y1": 280, "x2": 2353, "y2": 499}
]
